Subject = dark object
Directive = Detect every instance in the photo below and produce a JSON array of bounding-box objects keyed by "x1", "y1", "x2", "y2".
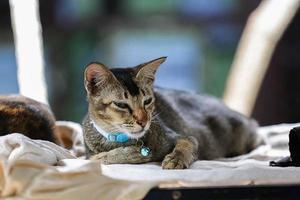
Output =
[
  {"x1": 144, "y1": 185, "x2": 300, "y2": 200},
  {"x1": 270, "y1": 126, "x2": 300, "y2": 167},
  {"x1": 0, "y1": 95, "x2": 56, "y2": 142},
  {"x1": 289, "y1": 127, "x2": 300, "y2": 166},
  {"x1": 269, "y1": 156, "x2": 293, "y2": 167}
]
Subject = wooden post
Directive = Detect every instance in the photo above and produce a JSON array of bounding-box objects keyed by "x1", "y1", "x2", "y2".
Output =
[
  {"x1": 223, "y1": 0, "x2": 300, "y2": 116},
  {"x1": 9, "y1": 0, "x2": 48, "y2": 104}
]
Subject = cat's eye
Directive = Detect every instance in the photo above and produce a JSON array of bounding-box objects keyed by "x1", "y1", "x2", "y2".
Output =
[
  {"x1": 113, "y1": 101, "x2": 129, "y2": 109},
  {"x1": 144, "y1": 98, "x2": 152, "y2": 106}
]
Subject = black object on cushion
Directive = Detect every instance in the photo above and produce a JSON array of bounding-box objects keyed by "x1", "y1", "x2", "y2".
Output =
[{"x1": 270, "y1": 126, "x2": 300, "y2": 167}]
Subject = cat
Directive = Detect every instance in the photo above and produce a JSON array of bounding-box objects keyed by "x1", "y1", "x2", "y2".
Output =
[
  {"x1": 82, "y1": 57, "x2": 263, "y2": 169},
  {"x1": 0, "y1": 95, "x2": 74, "y2": 149},
  {"x1": 0, "y1": 95, "x2": 56, "y2": 142}
]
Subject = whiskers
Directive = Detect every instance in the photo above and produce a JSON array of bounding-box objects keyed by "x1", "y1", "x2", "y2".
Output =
[
  {"x1": 150, "y1": 111, "x2": 161, "y2": 123},
  {"x1": 98, "y1": 113, "x2": 160, "y2": 134},
  {"x1": 121, "y1": 124, "x2": 134, "y2": 128}
]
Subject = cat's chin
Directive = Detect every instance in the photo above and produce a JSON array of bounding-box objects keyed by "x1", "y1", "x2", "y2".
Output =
[
  {"x1": 124, "y1": 123, "x2": 150, "y2": 139},
  {"x1": 125, "y1": 131, "x2": 146, "y2": 139}
]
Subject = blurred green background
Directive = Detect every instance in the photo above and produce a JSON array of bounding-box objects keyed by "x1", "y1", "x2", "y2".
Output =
[
  {"x1": 1, "y1": 0, "x2": 299, "y2": 125},
  {"x1": 41, "y1": 0, "x2": 258, "y2": 122}
]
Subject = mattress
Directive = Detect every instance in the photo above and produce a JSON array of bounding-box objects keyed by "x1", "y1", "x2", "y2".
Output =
[{"x1": 0, "y1": 122, "x2": 299, "y2": 200}]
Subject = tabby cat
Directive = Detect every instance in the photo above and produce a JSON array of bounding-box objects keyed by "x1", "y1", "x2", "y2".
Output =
[
  {"x1": 0, "y1": 95, "x2": 56, "y2": 141},
  {"x1": 0, "y1": 95, "x2": 75, "y2": 149},
  {"x1": 83, "y1": 57, "x2": 262, "y2": 169}
]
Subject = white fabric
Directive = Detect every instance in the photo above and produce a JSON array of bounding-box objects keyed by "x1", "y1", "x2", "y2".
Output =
[
  {"x1": 0, "y1": 133, "x2": 75, "y2": 165},
  {"x1": 55, "y1": 120, "x2": 86, "y2": 157},
  {"x1": 1, "y1": 122, "x2": 300, "y2": 199}
]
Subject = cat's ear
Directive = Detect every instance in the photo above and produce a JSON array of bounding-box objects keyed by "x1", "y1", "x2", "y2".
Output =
[
  {"x1": 84, "y1": 62, "x2": 117, "y2": 94},
  {"x1": 135, "y1": 57, "x2": 167, "y2": 85}
]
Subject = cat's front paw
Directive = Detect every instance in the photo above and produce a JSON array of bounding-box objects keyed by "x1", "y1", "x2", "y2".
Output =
[
  {"x1": 90, "y1": 146, "x2": 152, "y2": 164},
  {"x1": 162, "y1": 152, "x2": 188, "y2": 169},
  {"x1": 90, "y1": 152, "x2": 110, "y2": 164}
]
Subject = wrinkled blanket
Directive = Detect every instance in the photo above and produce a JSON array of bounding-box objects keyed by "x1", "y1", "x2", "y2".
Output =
[{"x1": 1, "y1": 121, "x2": 300, "y2": 200}]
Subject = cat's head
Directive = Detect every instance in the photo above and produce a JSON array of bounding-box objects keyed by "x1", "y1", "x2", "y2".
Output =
[{"x1": 84, "y1": 57, "x2": 166, "y2": 139}]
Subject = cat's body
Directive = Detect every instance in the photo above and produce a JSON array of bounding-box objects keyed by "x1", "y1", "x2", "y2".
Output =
[
  {"x1": 83, "y1": 57, "x2": 262, "y2": 169},
  {"x1": 0, "y1": 95, "x2": 82, "y2": 149},
  {"x1": 0, "y1": 95, "x2": 56, "y2": 142}
]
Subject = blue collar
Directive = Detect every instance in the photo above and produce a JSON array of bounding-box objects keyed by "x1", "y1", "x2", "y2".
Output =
[
  {"x1": 92, "y1": 120, "x2": 129, "y2": 143},
  {"x1": 107, "y1": 133, "x2": 129, "y2": 143}
]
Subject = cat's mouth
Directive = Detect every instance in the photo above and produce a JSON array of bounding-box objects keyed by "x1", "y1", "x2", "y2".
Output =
[
  {"x1": 131, "y1": 129, "x2": 144, "y2": 134},
  {"x1": 120, "y1": 122, "x2": 151, "y2": 139},
  {"x1": 124, "y1": 127, "x2": 149, "y2": 139}
]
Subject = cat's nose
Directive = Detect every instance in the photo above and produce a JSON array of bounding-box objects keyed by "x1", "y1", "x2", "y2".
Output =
[
  {"x1": 136, "y1": 120, "x2": 146, "y2": 127},
  {"x1": 133, "y1": 108, "x2": 148, "y2": 127}
]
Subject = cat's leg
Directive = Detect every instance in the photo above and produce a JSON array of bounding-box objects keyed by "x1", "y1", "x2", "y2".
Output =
[
  {"x1": 90, "y1": 145, "x2": 152, "y2": 164},
  {"x1": 162, "y1": 136, "x2": 198, "y2": 169}
]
